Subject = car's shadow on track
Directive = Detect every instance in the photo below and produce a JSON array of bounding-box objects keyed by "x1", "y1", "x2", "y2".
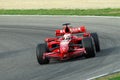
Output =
[{"x1": 96, "y1": 46, "x2": 120, "y2": 57}]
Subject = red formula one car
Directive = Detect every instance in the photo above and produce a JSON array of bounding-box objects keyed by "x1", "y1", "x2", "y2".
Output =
[{"x1": 36, "y1": 23, "x2": 100, "y2": 65}]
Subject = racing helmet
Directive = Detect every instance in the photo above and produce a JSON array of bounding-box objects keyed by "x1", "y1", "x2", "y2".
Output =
[{"x1": 63, "y1": 33, "x2": 72, "y2": 40}]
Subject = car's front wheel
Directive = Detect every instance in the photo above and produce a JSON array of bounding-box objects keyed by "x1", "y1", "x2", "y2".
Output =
[
  {"x1": 36, "y1": 43, "x2": 50, "y2": 65},
  {"x1": 82, "y1": 37, "x2": 96, "y2": 58},
  {"x1": 91, "y1": 33, "x2": 100, "y2": 52}
]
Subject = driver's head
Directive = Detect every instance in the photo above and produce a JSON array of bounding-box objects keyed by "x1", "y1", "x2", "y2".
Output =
[{"x1": 63, "y1": 33, "x2": 72, "y2": 40}]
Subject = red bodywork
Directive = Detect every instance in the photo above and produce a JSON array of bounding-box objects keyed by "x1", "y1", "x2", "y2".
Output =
[{"x1": 43, "y1": 25, "x2": 90, "y2": 60}]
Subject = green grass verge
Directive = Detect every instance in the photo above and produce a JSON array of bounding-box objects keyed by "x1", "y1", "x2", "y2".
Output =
[
  {"x1": 95, "y1": 72, "x2": 120, "y2": 80},
  {"x1": 0, "y1": 8, "x2": 120, "y2": 16}
]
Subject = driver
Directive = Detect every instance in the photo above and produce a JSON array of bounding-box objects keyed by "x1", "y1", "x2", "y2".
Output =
[{"x1": 63, "y1": 33, "x2": 72, "y2": 40}]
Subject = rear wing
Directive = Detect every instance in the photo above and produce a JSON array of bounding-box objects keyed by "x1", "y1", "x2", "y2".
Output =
[{"x1": 55, "y1": 26, "x2": 86, "y2": 36}]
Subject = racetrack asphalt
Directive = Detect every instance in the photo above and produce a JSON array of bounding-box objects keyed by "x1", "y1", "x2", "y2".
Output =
[{"x1": 0, "y1": 16, "x2": 120, "y2": 80}]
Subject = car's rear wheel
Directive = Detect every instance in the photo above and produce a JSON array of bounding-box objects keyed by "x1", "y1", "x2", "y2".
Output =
[
  {"x1": 36, "y1": 43, "x2": 50, "y2": 65},
  {"x1": 82, "y1": 37, "x2": 96, "y2": 58},
  {"x1": 91, "y1": 33, "x2": 100, "y2": 52}
]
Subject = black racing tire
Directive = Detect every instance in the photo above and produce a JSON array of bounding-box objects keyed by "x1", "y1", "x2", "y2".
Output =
[
  {"x1": 36, "y1": 43, "x2": 50, "y2": 65},
  {"x1": 82, "y1": 37, "x2": 96, "y2": 58},
  {"x1": 91, "y1": 33, "x2": 100, "y2": 52},
  {"x1": 45, "y1": 42, "x2": 50, "y2": 52}
]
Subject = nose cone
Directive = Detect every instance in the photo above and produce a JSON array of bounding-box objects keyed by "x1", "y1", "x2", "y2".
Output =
[{"x1": 60, "y1": 47, "x2": 68, "y2": 53}]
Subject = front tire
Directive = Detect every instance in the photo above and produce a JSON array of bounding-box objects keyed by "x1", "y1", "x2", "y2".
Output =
[
  {"x1": 91, "y1": 33, "x2": 100, "y2": 52},
  {"x1": 36, "y1": 43, "x2": 50, "y2": 65},
  {"x1": 82, "y1": 37, "x2": 96, "y2": 58}
]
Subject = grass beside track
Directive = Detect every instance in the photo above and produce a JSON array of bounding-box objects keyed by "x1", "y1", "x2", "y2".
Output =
[
  {"x1": 95, "y1": 72, "x2": 120, "y2": 80},
  {"x1": 0, "y1": 8, "x2": 120, "y2": 16}
]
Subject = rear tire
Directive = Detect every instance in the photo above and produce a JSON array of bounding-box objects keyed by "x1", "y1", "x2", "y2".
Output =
[
  {"x1": 91, "y1": 33, "x2": 100, "y2": 52},
  {"x1": 36, "y1": 43, "x2": 50, "y2": 65},
  {"x1": 82, "y1": 37, "x2": 96, "y2": 58}
]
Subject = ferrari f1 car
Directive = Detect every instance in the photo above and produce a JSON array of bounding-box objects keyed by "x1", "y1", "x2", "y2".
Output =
[{"x1": 36, "y1": 23, "x2": 100, "y2": 65}]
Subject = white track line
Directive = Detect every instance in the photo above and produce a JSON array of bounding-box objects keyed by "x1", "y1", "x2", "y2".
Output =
[
  {"x1": 0, "y1": 15, "x2": 120, "y2": 18},
  {"x1": 87, "y1": 69, "x2": 120, "y2": 80},
  {"x1": 113, "y1": 69, "x2": 120, "y2": 73},
  {"x1": 87, "y1": 73, "x2": 108, "y2": 80}
]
